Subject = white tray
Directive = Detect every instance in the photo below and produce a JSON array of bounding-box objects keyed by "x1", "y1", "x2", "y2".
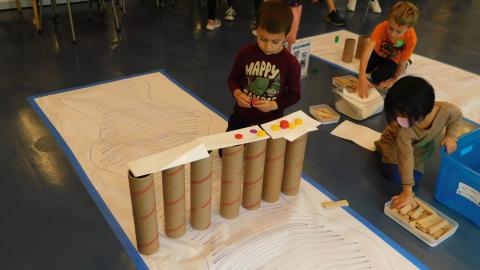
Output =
[{"x1": 384, "y1": 198, "x2": 459, "y2": 247}]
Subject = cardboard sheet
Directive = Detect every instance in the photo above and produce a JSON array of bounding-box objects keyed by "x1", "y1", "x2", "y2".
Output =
[
  {"x1": 331, "y1": 120, "x2": 382, "y2": 151},
  {"x1": 261, "y1": 111, "x2": 321, "y2": 141}
]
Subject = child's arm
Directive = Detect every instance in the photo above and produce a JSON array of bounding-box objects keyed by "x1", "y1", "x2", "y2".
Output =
[
  {"x1": 441, "y1": 105, "x2": 463, "y2": 154},
  {"x1": 228, "y1": 49, "x2": 251, "y2": 108},
  {"x1": 356, "y1": 40, "x2": 376, "y2": 98},
  {"x1": 392, "y1": 130, "x2": 416, "y2": 209}
]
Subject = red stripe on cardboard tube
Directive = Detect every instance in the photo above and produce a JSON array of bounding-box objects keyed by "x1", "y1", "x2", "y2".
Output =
[
  {"x1": 283, "y1": 182, "x2": 301, "y2": 192},
  {"x1": 244, "y1": 175, "x2": 263, "y2": 186},
  {"x1": 130, "y1": 181, "x2": 154, "y2": 197},
  {"x1": 266, "y1": 153, "x2": 285, "y2": 162},
  {"x1": 221, "y1": 178, "x2": 239, "y2": 184},
  {"x1": 164, "y1": 192, "x2": 185, "y2": 206},
  {"x1": 191, "y1": 171, "x2": 212, "y2": 184},
  {"x1": 243, "y1": 198, "x2": 262, "y2": 209},
  {"x1": 221, "y1": 194, "x2": 242, "y2": 206},
  {"x1": 165, "y1": 166, "x2": 184, "y2": 177},
  {"x1": 191, "y1": 197, "x2": 211, "y2": 212},
  {"x1": 138, "y1": 233, "x2": 159, "y2": 248},
  {"x1": 137, "y1": 206, "x2": 157, "y2": 220},
  {"x1": 284, "y1": 159, "x2": 304, "y2": 170},
  {"x1": 245, "y1": 148, "x2": 266, "y2": 160},
  {"x1": 165, "y1": 219, "x2": 186, "y2": 233},
  {"x1": 222, "y1": 145, "x2": 244, "y2": 157}
]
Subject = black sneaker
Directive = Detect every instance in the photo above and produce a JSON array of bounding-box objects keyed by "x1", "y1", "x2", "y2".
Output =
[{"x1": 326, "y1": 10, "x2": 346, "y2": 27}]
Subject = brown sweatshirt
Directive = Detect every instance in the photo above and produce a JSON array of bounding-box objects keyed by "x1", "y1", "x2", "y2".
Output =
[{"x1": 375, "y1": 102, "x2": 463, "y2": 186}]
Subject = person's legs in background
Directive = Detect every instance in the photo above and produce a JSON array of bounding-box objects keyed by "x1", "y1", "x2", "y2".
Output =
[
  {"x1": 324, "y1": 0, "x2": 346, "y2": 26},
  {"x1": 286, "y1": 1, "x2": 302, "y2": 50},
  {"x1": 225, "y1": 0, "x2": 236, "y2": 21},
  {"x1": 206, "y1": 0, "x2": 222, "y2": 30}
]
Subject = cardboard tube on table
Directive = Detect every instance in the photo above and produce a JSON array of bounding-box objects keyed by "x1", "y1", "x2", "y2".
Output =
[
  {"x1": 128, "y1": 171, "x2": 159, "y2": 255},
  {"x1": 355, "y1": 35, "x2": 369, "y2": 59},
  {"x1": 262, "y1": 138, "x2": 287, "y2": 202},
  {"x1": 190, "y1": 155, "x2": 212, "y2": 230},
  {"x1": 342, "y1": 38, "x2": 356, "y2": 63},
  {"x1": 220, "y1": 144, "x2": 244, "y2": 219},
  {"x1": 281, "y1": 134, "x2": 308, "y2": 196},
  {"x1": 162, "y1": 165, "x2": 186, "y2": 238},
  {"x1": 243, "y1": 140, "x2": 267, "y2": 210}
]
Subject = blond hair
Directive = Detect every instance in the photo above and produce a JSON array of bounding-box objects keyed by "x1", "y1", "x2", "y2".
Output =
[{"x1": 389, "y1": 1, "x2": 419, "y2": 27}]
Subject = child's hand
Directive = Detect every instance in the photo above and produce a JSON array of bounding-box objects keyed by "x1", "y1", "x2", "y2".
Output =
[
  {"x1": 356, "y1": 77, "x2": 372, "y2": 98},
  {"x1": 252, "y1": 100, "x2": 277, "y2": 112},
  {"x1": 390, "y1": 188, "x2": 414, "y2": 209},
  {"x1": 234, "y1": 91, "x2": 251, "y2": 108},
  {"x1": 441, "y1": 136, "x2": 457, "y2": 155},
  {"x1": 378, "y1": 78, "x2": 397, "y2": 90}
]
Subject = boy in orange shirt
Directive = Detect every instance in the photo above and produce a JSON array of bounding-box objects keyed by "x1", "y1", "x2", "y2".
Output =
[{"x1": 356, "y1": 2, "x2": 419, "y2": 98}]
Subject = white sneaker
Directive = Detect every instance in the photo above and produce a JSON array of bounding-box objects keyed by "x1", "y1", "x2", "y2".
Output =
[
  {"x1": 369, "y1": 0, "x2": 382, "y2": 13},
  {"x1": 206, "y1": 19, "x2": 221, "y2": 31},
  {"x1": 347, "y1": 0, "x2": 357, "y2": 12},
  {"x1": 224, "y1": 7, "x2": 236, "y2": 21}
]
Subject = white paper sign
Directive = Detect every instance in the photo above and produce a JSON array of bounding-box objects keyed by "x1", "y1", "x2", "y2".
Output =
[{"x1": 291, "y1": 40, "x2": 311, "y2": 78}]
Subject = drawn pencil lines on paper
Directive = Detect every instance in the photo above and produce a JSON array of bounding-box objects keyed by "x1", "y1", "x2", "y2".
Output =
[{"x1": 56, "y1": 78, "x2": 215, "y2": 175}]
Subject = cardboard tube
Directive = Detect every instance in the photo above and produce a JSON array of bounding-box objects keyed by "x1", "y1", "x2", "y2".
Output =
[
  {"x1": 162, "y1": 165, "x2": 186, "y2": 238},
  {"x1": 355, "y1": 35, "x2": 369, "y2": 59},
  {"x1": 281, "y1": 134, "x2": 308, "y2": 196},
  {"x1": 342, "y1": 38, "x2": 356, "y2": 63},
  {"x1": 190, "y1": 155, "x2": 212, "y2": 230},
  {"x1": 262, "y1": 138, "x2": 287, "y2": 202},
  {"x1": 220, "y1": 145, "x2": 244, "y2": 219},
  {"x1": 128, "y1": 171, "x2": 159, "y2": 255},
  {"x1": 243, "y1": 140, "x2": 267, "y2": 210}
]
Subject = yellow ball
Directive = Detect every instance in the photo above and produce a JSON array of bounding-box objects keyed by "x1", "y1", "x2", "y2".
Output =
[
  {"x1": 271, "y1": 124, "x2": 280, "y2": 131},
  {"x1": 289, "y1": 122, "x2": 296, "y2": 129},
  {"x1": 295, "y1": 118, "x2": 303, "y2": 125}
]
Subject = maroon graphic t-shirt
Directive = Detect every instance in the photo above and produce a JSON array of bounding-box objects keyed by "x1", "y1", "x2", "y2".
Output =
[{"x1": 228, "y1": 44, "x2": 301, "y2": 125}]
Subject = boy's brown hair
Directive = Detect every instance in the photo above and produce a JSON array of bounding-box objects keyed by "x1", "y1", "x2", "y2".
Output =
[
  {"x1": 257, "y1": 0, "x2": 293, "y2": 35},
  {"x1": 389, "y1": 1, "x2": 419, "y2": 28}
]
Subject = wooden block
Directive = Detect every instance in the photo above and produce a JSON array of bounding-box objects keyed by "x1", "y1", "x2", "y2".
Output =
[
  {"x1": 432, "y1": 224, "x2": 453, "y2": 239},
  {"x1": 418, "y1": 214, "x2": 442, "y2": 229},
  {"x1": 415, "y1": 199, "x2": 435, "y2": 215},
  {"x1": 408, "y1": 206, "x2": 425, "y2": 220},
  {"x1": 391, "y1": 209, "x2": 410, "y2": 224},
  {"x1": 416, "y1": 228, "x2": 437, "y2": 242},
  {"x1": 400, "y1": 204, "x2": 413, "y2": 215},
  {"x1": 322, "y1": 200, "x2": 349, "y2": 209},
  {"x1": 408, "y1": 220, "x2": 417, "y2": 229},
  {"x1": 428, "y1": 219, "x2": 449, "y2": 234}
]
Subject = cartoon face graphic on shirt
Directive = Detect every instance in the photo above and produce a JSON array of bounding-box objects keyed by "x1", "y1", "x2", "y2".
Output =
[{"x1": 244, "y1": 60, "x2": 281, "y2": 100}]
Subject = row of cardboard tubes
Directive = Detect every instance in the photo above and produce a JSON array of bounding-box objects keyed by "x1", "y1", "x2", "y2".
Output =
[{"x1": 127, "y1": 134, "x2": 308, "y2": 255}]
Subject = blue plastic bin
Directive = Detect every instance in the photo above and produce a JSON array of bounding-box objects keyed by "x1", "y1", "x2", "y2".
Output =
[{"x1": 435, "y1": 129, "x2": 480, "y2": 227}]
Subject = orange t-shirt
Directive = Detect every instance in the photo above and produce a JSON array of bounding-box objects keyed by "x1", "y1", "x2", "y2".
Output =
[{"x1": 371, "y1": 20, "x2": 417, "y2": 63}]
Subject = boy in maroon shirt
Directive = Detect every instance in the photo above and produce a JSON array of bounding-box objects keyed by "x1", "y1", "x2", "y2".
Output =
[{"x1": 227, "y1": 0, "x2": 301, "y2": 131}]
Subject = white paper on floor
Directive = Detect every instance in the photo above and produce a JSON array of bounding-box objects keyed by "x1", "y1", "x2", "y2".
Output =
[
  {"x1": 33, "y1": 72, "x2": 419, "y2": 270},
  {"x1": 299, "y1": 30, "x2": 480, "y2": 123},
  {"x1": 331, "y1": 120, "x2": 382, "y2": 151}
]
